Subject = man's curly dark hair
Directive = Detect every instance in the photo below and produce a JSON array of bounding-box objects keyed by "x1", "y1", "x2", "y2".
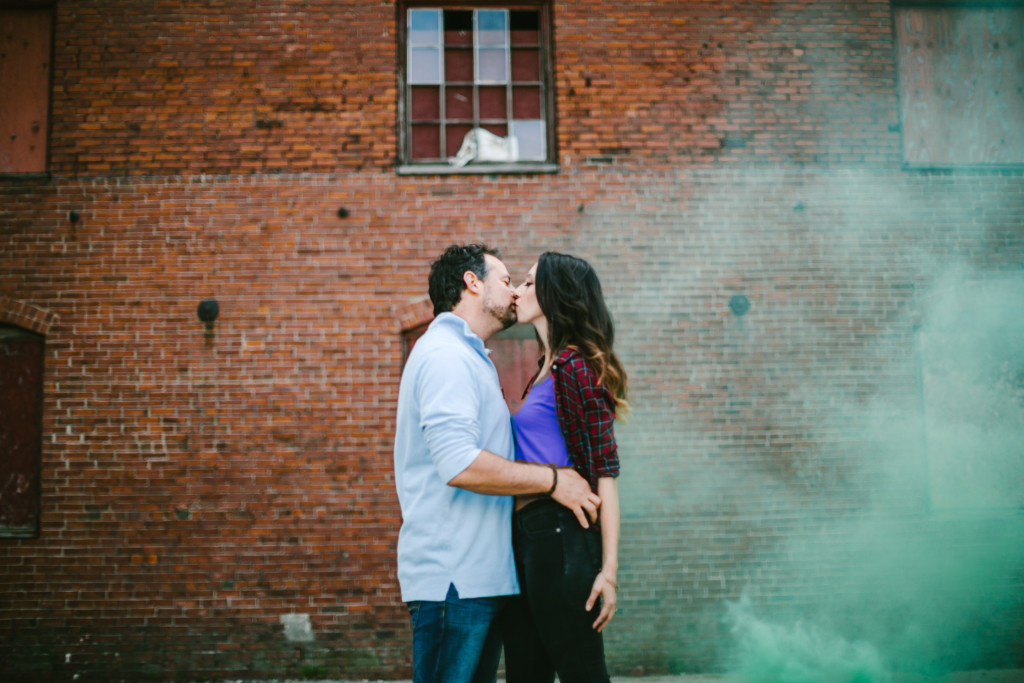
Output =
[{"x1": 428, "y1": 243, "x2": 501, "y2": 315}]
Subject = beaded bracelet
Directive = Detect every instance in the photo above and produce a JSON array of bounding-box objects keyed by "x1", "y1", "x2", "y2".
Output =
[{"x1": 544, "y1": 463, "x2": 558, "y2": 496}]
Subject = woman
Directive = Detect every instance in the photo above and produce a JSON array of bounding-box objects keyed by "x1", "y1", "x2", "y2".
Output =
[{"x1": 501, "y1": 251, "x2": 629, "y2": 683}]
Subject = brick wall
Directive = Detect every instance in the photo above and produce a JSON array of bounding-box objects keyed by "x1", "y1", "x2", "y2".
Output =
[
  {"x1": 47, "y1": 0, "x2": 899, "y2": 176},
  {"x1": 1, "y1": 1, "x2": 1022, "y2": 680}
]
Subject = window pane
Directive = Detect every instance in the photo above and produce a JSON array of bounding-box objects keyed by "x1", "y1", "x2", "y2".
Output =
[
  {"x1": 411, "y1": 124, "x2": 441, "y2": 160},
  {"x1": 512, "y1": 86, "x2": 541, "y2": 119},
  {"x1": 445, "y1": 9, "x2": 472, "y2": 30},
  {"x1": 510, "y1": 10, "x2": 540, "y2": 46},
  {"x1": 511, "y1": 120, "x2": 546, "y2": 161},
  {"x1": 446, "y1": 86, "x2": 474, "y2": 120},
  {"x1": 444, "y1": 9, "x2": 472, "y2": 45},
  {"x1": 511, "y1": 49, "x2": 539, "y2": 82},
  {"x1": 476, "y1": 10, "x2": 507, "y2": 46},
  {"x1": 479, "y1": 86, "x2": 507, "y2": 120},
  {"x1": 411, "y1": 86, "x2": 440, "y2": 121},
  {"x1": 477, "y1": 48, "x2": 507, "y2": 83},
  {"x1": 482, "y1": 123, "x2": 508, "y2": 138},
  {"x1": 409, "y1": 47, "x2": 442, "y2": 84},
  {"x1": 446, "y1": 124, "x2": 473, "y2": 157},
  {"x1": 445, "y1": 49, "x2": 473, "y2": 82},
  {"x1": 409, "y1": 9, "x2": 441, "y2": 45}
]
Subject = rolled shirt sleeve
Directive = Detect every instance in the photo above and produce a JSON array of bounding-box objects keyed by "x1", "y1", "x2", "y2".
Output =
[{"x1": 416, "y1": 347, "x2": 486, "y2": 483}]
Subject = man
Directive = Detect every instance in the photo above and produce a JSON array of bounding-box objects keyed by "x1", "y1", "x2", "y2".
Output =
[{"x1": 394, "y1": 243, "x2": 601, "y2": 683}]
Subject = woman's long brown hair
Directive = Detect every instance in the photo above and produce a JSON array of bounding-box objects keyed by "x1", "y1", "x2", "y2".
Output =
[{"x1": 536, "y1": 251, "x2": 629, "y2": 415}]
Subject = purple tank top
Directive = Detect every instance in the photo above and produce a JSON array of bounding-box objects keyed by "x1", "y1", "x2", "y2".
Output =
[{"x1": 512, "y1": 375, "x2": 572, "y2": 467}]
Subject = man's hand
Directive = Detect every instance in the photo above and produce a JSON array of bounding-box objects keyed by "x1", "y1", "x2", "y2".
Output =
[
  {"x1": 447, "y1": 453, "x2": 601, "y2": 525},
  {"x1": 550, "y1": 467, "x2": 600, "y2": 528}
]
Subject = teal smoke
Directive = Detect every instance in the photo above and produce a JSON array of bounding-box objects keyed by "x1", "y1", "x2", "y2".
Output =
[
  {"x1": 722, "y1": 273, "x2": 1024, "y2": 681},
  {"x1": 727, "y1": 595, "x2": 886, "y2": 683}
]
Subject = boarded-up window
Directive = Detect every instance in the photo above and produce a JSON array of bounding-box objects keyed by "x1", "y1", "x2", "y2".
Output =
[
  {"x1": 0, "y1": 6, "x2": 52, "y2": 175},
  {"x1": 0, "y1": 325, "x2": 44, "y2": 537},
  {"x1": 402, "y1": 322, "x2": 540, "y2": 414},
  {"x1": 489, "y1": 323, "x2": 541, "y2": 415},
  {"x1": 894, "y1": 4, "x2": 1024, "y2": 168},
  {"x1": 918, "y1": 281, "x2": 1024, "y2": 512}
]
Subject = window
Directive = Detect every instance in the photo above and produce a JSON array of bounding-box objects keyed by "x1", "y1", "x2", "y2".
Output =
[
  {"x1": 397, "y1": 1, "x2": 557, "y2": 174},
  {"x1": 893, "y1": 3, "x2": 1024, "y2": 168},
  {"x1": 0, "y1": 5, "x2": 53, "y2": 176},
  {"x1": 0, "y1": 325, "x2": 44, "y2": 538}
]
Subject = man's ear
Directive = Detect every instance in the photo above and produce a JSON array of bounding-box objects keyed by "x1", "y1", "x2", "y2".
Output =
[{"x1": 463, "y1": 270, "x2": 483, "y2": 295}]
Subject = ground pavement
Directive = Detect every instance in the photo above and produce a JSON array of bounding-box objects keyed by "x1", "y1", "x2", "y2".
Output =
[{"x1": 224, "y1": 671, "x2": 1023, "y2": 683}]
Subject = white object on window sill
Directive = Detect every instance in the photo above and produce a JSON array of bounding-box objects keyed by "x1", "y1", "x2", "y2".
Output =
[{"x1": 449, "y1": 128, "x2": 520, "y2": 167}]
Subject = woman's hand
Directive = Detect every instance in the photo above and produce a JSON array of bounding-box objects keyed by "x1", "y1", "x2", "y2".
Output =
[{"x1": 585, "y1": 572, "x2": 618, "y2": 632}]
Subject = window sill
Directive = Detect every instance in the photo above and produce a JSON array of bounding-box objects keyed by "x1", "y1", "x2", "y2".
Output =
[
  {"x1": 0, "y1": 172, "x2": 51, "y2": 182},
  {"x1": 0, "y1": 526, "x2": 40, "y2": 540},
  {"x1": 397, "y1": 162, "x2": 559, "y2": 176},
  {"x1": 902, "y1": 162, "x2": 1024, "y2": 172}
]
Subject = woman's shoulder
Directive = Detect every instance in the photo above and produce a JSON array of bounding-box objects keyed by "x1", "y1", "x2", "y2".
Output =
[
  {"x1": 552, "y1": 347, "x2": 615, "y2": 417},
  {"x1": 552, "y1": 346, "x2": 600, "y2": 385},
  {"x1": 553, "y1": 346, "x2": 585, "y2": 370}
]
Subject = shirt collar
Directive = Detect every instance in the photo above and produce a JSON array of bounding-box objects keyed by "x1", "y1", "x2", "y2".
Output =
[
  {"x1": 553, "y1": 346, "x2": 578, "y2": 366},
  {"x1": 432, "y1": 312, "x2": 491, "y2": 358}
]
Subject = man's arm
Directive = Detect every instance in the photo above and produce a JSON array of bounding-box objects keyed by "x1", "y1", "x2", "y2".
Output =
[{"x1": 448, "y1": 450, "x2": 601, "y2": 528}]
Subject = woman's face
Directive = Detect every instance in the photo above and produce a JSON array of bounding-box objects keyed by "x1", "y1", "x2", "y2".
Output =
[{"x1": 514, "y1": 262, "x2": 544, "y2": 325}]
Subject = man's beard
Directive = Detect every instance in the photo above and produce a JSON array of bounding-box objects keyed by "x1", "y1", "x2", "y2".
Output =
[{"x1": 485, "y1": 299, "x2": 517, "y2": 330}]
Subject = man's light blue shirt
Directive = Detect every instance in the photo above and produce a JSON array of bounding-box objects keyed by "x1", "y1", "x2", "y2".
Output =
[{"x1": 393, "y1": 312, "x2": 519, "y2": 602}]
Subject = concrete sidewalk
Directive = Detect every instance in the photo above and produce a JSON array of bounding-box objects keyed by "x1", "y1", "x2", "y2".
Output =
[
  {"x1": 617, "y1": 674, "x2": 1024, "y2": 683},
  {"x1": 248, "y1": 672, "x2": 1023, "y2": 683}
]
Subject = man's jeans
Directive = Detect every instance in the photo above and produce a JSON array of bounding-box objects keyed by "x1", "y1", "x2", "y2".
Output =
[{"x1": 408, "y1": 583, "x2": 504, "y2": 683}]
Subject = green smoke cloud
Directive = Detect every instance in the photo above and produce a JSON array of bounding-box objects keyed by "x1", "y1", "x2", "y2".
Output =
[{"x1": 723, "y1": 271, "x2": 1024, "y2": 682}]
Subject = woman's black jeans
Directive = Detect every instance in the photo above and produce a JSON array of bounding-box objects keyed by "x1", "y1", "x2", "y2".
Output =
[{"x1": 500, "y1": 498, "x2": 611, "y2": 683}]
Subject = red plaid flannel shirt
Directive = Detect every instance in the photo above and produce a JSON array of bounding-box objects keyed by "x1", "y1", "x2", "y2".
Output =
[{"x1": 549, "y1": 346, "x2": 620, "y2": 492}]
